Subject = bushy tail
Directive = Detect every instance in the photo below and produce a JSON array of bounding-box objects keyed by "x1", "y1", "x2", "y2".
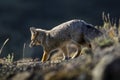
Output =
[{"x1": 83, "y1": 24, "x2": 103, "y2": 40}]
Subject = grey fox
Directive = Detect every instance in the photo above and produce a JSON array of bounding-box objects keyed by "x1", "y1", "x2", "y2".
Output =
[{"x1": 29, "y1": 19, "x2": 102, "y2": 62}]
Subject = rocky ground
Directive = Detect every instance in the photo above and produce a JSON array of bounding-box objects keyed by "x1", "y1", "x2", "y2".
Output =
[{"x1": 1, "y1": 41, "x2": 120, "y2": 80}]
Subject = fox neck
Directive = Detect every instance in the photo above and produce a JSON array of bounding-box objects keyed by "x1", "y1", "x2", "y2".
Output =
[
  {"x1": 42, "y1": 31, "x2": 53, "y2": 51},
  {"x1": 40, "y1": 30, "x2": 51, "y2": 47}
]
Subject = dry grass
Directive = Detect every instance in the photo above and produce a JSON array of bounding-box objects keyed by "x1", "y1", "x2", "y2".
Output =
[
  {"x1": 92, "y1": 12, "x2": 120, "y2": 49},
  {"x1": 0, "y1": 38, "x2": 9, "y2": 55},
  {"x1": 22, "y1": 43, "x2": 26, "y2": 60}
]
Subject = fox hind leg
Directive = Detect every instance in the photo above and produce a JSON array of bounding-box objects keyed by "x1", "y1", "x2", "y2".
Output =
[
  {"x1": 71, "y1": 33, "x2": 85, "y2": 58},
  {"x1": 71, "y1": 33, "x2": 92, "y2": 58},
  {"x1": 71, "y1": 41, "x2": 92, "y2": 59},
  {"x1": 71, "y1": 43, "x2": 81, "y2": 59}
]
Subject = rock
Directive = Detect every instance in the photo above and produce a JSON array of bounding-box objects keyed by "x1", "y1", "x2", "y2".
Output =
[
  {"x1": 11, "y1": 71, "x2": 31, "y2": 80},
  {"x1": 92, "y1": 54, "x2": 120, "y2": 80}
]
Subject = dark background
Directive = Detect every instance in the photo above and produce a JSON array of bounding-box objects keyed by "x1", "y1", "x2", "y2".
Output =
[{"x1": 0, "y1": 0, "x2": 120, "y2": 60}]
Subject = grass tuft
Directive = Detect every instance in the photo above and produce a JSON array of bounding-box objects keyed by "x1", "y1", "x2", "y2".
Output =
[
  {"x1": 0, "y1": 38, "x2": 9, "y2": 55},
  {"x1": 22, "y1": 43, "x2": 26, "y2": 60}
]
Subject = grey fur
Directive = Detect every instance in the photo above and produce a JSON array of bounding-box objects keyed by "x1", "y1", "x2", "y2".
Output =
[{"x1": 30, "y1": 19, "x2": 103, "y2": 62}]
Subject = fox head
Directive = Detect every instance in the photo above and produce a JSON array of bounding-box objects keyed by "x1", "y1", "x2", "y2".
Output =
[{"x1": 29, "y1": 27, "x2": 46, "y2": 47}]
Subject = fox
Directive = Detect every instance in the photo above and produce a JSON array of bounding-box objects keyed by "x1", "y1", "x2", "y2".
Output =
[{"x1": 29, "y1": 19, "x2": 102, "y2": 62}]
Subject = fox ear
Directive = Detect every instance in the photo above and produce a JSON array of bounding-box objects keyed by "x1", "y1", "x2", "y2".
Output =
[{"x1": 30, "y1": 27, "x2": 37, "y2": 34}]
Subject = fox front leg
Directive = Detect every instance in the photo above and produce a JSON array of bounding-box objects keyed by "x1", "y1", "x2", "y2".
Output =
[
  {"x1": 71, "y1": 45, "x2": 81, "y2": 59},
  {"x1": 61, "y1": 45, "x2": 70, "y2": 60},
  {"x1": 41, "y1": 50, "x2": 49, "y2": 62}
]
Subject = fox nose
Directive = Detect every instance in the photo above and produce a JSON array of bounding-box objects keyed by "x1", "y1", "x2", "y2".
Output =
[
  {"x1": 29, "y1": 42, "x2": 33, "y2": 48},
  {"x1": 29, "y1": 43, "x2": 32, "y2": 48}
]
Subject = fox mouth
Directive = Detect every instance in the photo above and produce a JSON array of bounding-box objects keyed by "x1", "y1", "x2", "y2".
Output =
[
  {"x1": 29, "y1": 40, "x2": 41, "y2": 48},
  {"x1": 29, "y1": 41, "x2": 34, "y2": 47}
]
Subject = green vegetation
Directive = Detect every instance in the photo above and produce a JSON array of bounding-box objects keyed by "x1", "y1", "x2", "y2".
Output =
[
  {"x1": 93, "y1": 12, "x2": 120, "y2": 48},
  {"x1": 5, "y1": 53, "x2": 14, "y2": 64}
]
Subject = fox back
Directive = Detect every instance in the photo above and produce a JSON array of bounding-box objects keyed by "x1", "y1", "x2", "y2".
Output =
[{"x1": 49, "y1": 19, "x2": 102, "y2": 41}]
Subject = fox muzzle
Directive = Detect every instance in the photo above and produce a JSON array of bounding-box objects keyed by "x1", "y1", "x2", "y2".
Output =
[
  {"x1": 29, "y1": 41, "x2": 34, "y2": 48},
  {"x1": 29, "y1": 43, "x2": 32, "y2": 48}
]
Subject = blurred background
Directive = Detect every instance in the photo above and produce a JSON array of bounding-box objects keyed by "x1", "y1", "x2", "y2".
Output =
[{"x1": 0, "y1": 0, "x2": 120, "y2": 60}]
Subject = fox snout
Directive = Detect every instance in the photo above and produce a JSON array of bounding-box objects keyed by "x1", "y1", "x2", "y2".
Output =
[
  {"x1": 29, "y1": 41, "x2": 34, "y2": 48},
  {"x1": 29, "y1": 43, "x2": 32, "y2": 48}
]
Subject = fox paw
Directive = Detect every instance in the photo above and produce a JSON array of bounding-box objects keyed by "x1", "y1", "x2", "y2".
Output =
[{"x1": 62, "y1": 57, "x2": 71, "y2": 60}]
